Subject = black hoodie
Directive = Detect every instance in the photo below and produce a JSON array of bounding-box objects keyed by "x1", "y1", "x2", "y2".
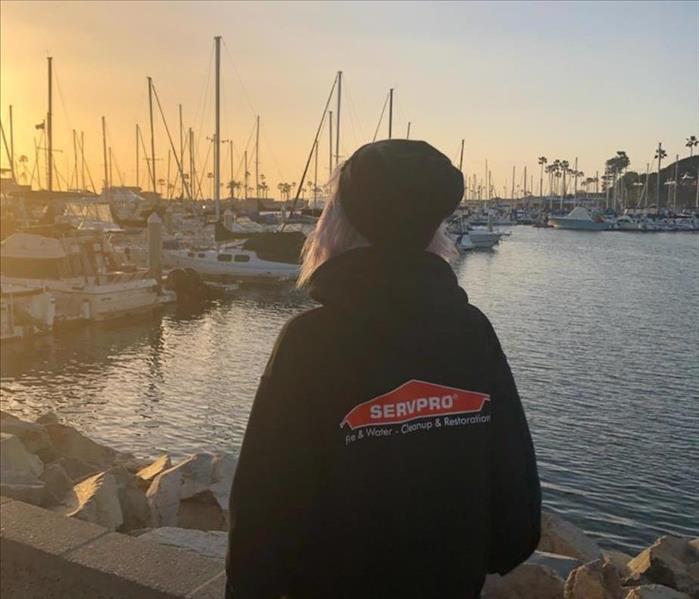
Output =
[{"x1": 226, "y1": 247, "x2": 541, "y2": 599}]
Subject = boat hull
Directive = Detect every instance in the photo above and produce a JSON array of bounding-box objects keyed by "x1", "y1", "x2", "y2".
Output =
[{"x1": 548, "y1": 217, "x2": 609, "y2": 231}]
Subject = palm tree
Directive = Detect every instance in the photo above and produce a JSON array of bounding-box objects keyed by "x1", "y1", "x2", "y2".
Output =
[
  {"x1": 655, "y1": 143, "x2": 667, "y2": 209},
  {"x1": 538, "y1": 156, "x2": 547, "y2": 199},
  {"x1": 18, "y1": 154, "x2": 29, "y2": 183},
  {"x1": 686, "y1": 135, "x2": 698, "y2": 157}
]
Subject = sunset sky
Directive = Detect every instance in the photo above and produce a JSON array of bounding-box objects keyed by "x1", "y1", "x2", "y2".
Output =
[{"x1": 1, "y1": 0, "x2": 697, "y2": 198}]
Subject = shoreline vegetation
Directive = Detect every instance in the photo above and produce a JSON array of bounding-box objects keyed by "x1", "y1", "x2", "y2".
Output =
[{"x1": 1, "y1": 410, "x2": 697, "y2": 598}]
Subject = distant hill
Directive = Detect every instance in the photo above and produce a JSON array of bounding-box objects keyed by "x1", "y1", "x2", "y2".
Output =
[{"x1": 620, "y1": 155, "x2": 698, "y2": 209}]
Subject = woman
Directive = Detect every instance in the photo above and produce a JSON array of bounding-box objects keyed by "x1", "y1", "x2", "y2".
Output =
[{"x1": 227, "y1": 140, "x2": 540, "y2": 598}]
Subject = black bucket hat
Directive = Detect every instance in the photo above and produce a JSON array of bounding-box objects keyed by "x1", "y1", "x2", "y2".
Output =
[{"x1": 339, "y1": 139, "x2": 464, "y2": 248}]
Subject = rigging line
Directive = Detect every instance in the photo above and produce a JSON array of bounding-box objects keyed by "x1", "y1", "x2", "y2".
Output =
[
  {"x1": 53, "y1": 63, "x2": 74, "y2": 134},
  {"x1": 193, "y1": 43, "x2": 215, "y2": 163},
  {"x1": 259, "y1": 125, "x2": 286, "y2": 184},
  {"x1": 222, "y1": 39, "x2": 259, "y2": 120},
  {"x1": 282, "y1": 72, "x2": 338, "y2": 229},
  {"x1": 152, "y1": 82, "x2": 193, "y2": 199},
  {"x1": 233, "y1": 120, "x2": 257, "y2": 181},
  {"x1": 194, "y1": 138, "x2": 212, "y2": 200},
  {"x1": 372, "y1": 92, "x2": 390, "y2": 143},
  {"x1": 343, "y1": 74, "x2": 365, "y2": 148},
  {"x1": 104, "y1": 125, "x2": 125, "y2": 186},
  {"x1": 77, "y1": 134, "x2": 97, "y2": 193},
  {"x1": 137, "y1": 125, "x2": 154, "y2": 188}
]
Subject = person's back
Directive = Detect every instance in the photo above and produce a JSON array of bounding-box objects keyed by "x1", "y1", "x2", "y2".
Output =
[{"x1": 227, "y1": 140, "x2": 541, "y2": 598}]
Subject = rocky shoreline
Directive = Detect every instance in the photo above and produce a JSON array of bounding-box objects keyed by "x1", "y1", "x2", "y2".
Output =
[{"x1": 1, "y1": 410, "x2": 697, "y2": 598}]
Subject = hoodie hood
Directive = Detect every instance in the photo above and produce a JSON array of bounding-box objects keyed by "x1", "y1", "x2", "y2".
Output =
[{"x1": 308, "y1": 247, "x2": 468, "y2": 347}]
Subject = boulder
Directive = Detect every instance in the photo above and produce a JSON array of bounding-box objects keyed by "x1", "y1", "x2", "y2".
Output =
[
  {"x1": 63, "y1": 472, "x2": 123, "y2": 531},
  {"x1": 53, "y1": 456, "x2": 102, "y2": 482},
  {"x1": 40, "y1": 462, "x2": 74, "y2": 506},
  {"x1": 0, "y1": 411, "x2": 54, "y2": 460},
  {"x1": 529, "y1": 551, "x2": 582, "y2": 580},
  {"x1": 146, "y1": 452, "x2": 228, "y2": 529},
  {"x1": 623, "y1": 585, "x2": 691, "y2": 599},
  {"x1": 108, "y1": 466, "x2": 151, "y2": 531},
  {"x1": 565, "y1": 558, "x2": 624, "y2": 599},
  {"x1": 0, "y1": 433, "x2": 44, "y2": 483},
  {"x1": 624, "y1": 536, "x2": 699, "y2": 596},
  {"x1": 539, "y1": 511, "x2": 604, "y2": 562},
  {"x1": 604, "y1": 550, "x2": 634, "y2": 577},
  {"x1": 138, "y1": 527, "x2": 227, "y2": 561},
  {"x1": 44, "y1": 423, "x2": 117, "y2": 468},
  {"x1": 136, "y1": 454, "x2": 171, "y2": 487},
  {"x1": 499, "y1": 563, "x2": 565, "y2": 599},
  {"x1": 178, "y1": 490, "x2": 227, "y2": 531},
  {"x1": 0, "y1": 481, "x2": 46, "y2": 505},
  {"x1": 210, "y1": 452, "x2": 237, "y2": 511}
]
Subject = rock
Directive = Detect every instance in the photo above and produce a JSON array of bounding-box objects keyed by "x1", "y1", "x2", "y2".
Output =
[
  {"x1": 63, "y1": 472, "x2": 123, "y2": 531},
  {"x1": 146, "y1": 453, "x2": 227, "y2": 529},
  {"x1": 108, "y1": 466, "x2": 151, "y2": 531},
  {"x1": 604, "y1": 550, "x2": 634, "y2": 577},
  {"x1": 489, "y1": 563, "x2": 565, "y2": 599},
  {"x1": 623, "y1": 585, "x2": 691, "y2": 599},
  {"x1": 44, "y1": 423, "x2": 117, "y2": 468},
  {"x1": 0, "y1": 481, "x2": 46, "y2": 505},
  {"x1": 210, "y1": 452, "x2": 237, "y2": 511},
  {"x1": 565, "y1": 558, "x2": 624, "y2": 599},
  {"x1": 539, "y1": 510, "x2": 604, "y2": 562},
  {"x1": 53, "y1": 456, "x2": 102, "y2": 482},
  {"x1": 35, "y1": 411, "x2": 59, "y2": 425},
  {"x1": 0, "y1": 411, "x2": 54, "y2": 459},
  {"x1": 178, "y1": 490, "x2": 227, "y2": 531},
  {"x1": 39, "y1": 462, "x2": 74, "y2": 506},
  {"x1": 624, "y1": 536, "x2": 699, "y2": 596},
  {"x1": 136, "y1": 454, "x2": 171, "y2": 486},
  {"x1": 529, "y1": 551, "x2": 582, "y2": 580},
  {"x1": 0, "y1": 433, "x2": 44, "y2": 483},
  {"x1": 138, "y1": 527, "x2": 227, "y2": 561}
]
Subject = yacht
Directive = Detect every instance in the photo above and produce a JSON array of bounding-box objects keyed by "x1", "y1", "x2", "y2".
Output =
[
  {"x1": 1, "y1": 230, "x2": 174, "y2": 324},
  {"x1": 548, "y1": 207, "x2": 611, "y2": 231}
]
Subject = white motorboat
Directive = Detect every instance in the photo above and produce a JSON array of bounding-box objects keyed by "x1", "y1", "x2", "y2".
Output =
[
  {"x1": 1, "y1": 230, "x2": 174, "y2": 324},
  {"x1": 548, "y1": 207, "x2": 611, "y2": 231},
  {"x1": 0, "y1": 283, "x2": 55, "y2": 341},
  {"x1": 616, "y1": 215, "x2": 660, "y2": 232},
  {"x1": 163, "y1": 223, "x2": 305, "y2": 282},
  {"x1": 163, "y1": 243, "x2": 300, "y2": 282}
]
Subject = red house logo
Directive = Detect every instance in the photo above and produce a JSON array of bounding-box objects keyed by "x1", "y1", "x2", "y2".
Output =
[{"x1": 340, "y1": 380, "x2": 490, "y2": 430}]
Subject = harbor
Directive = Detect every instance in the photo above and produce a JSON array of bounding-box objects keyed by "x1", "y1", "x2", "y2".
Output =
[{"x1": 1, "y1": 2, "x2": 698, "y2": 598}]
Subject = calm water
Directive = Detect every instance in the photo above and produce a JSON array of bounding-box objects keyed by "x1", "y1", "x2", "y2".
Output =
[{"x1": 2, "y1": 227, "x2": 698, "y2": 553}]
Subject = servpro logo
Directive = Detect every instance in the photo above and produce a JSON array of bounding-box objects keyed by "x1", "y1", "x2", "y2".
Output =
[{"x1": 340, "y1": 380, "x2": 490, "y2": 430}]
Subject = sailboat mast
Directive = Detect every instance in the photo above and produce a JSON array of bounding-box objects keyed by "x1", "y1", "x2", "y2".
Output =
[
  {"x1": 255, "y1": 114, "x2": 259, "y2": 199},
  {"x1": 214, "y1": 35, "x2": 222, "y2": 219},
  {"x1": 459, "y1": 139, "x2": 465, "y2": 171},
  {"x1": 136, "y1": 124, "x2": 140, "y2": 188},
  {"x1": 407, "y1": 121, "x2": 411, "y2": 140},
  {"x1": 47, "y1": 56, "x2": 53, "y2": 191},
  {"x1": 101, "y1": 116, "x2": 108, "y2": 197},
  {"x1": 72, "y1": 129, "x2": 78, "y2": 190},
  {"x1": 8, "y1": 105, "x2": 15, "y2": 180},
  {"x1": 388, "y1": 88, "x2": 394, "y2": 140},
  {"x1": 313, "y1": 138, "x2": 318, "y2": 210},
  {"x1": 328, "y1": 110, "x2": 333, "y2": 178},
  {"x1": 178, "y1": 104, "x2": 184, "y2": 197},
  {"x1": 189, "y1": 127, "x2": 196, "y2": 200},
  {"x1": 244, "y1": 150, "x2": 248, "y2": 200},
  {"x1": 229, "y1": 140, "x2": 234, "y2": 199},
  {"x1": 335, "y1": 71, "x2": 342, "y2": 170},
  {"x1": 80, "y1": 131, "x2": 86, "y2": 191},
  {"x1": 147, "y1": 76, "x2": 157, "y2": 194},
  {"x1": 511, "y1": 166, "x2": 515, "y2": 200}
]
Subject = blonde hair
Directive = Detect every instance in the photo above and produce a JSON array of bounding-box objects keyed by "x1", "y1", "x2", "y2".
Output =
[{"x1": 297, "y1": 167, "x2": 457, "y2": 287}]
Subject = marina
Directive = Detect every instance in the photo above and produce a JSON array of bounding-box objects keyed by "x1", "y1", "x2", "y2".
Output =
[{"x1": 2, "y1": 227, "x2": 697, "y2": 555}]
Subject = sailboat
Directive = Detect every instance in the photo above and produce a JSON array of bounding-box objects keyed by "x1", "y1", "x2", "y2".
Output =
[{"x1": 162, "y1": 36, "x2": 306, "y2": 283}]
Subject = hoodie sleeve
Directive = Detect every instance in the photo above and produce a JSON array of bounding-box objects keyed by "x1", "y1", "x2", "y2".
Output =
[
  {"x1": 485, "y1": 329, "x2": 542, "y2": 575},
  {"x1": 226, "y1": 320, "x2": 317, "y2": 599}
]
